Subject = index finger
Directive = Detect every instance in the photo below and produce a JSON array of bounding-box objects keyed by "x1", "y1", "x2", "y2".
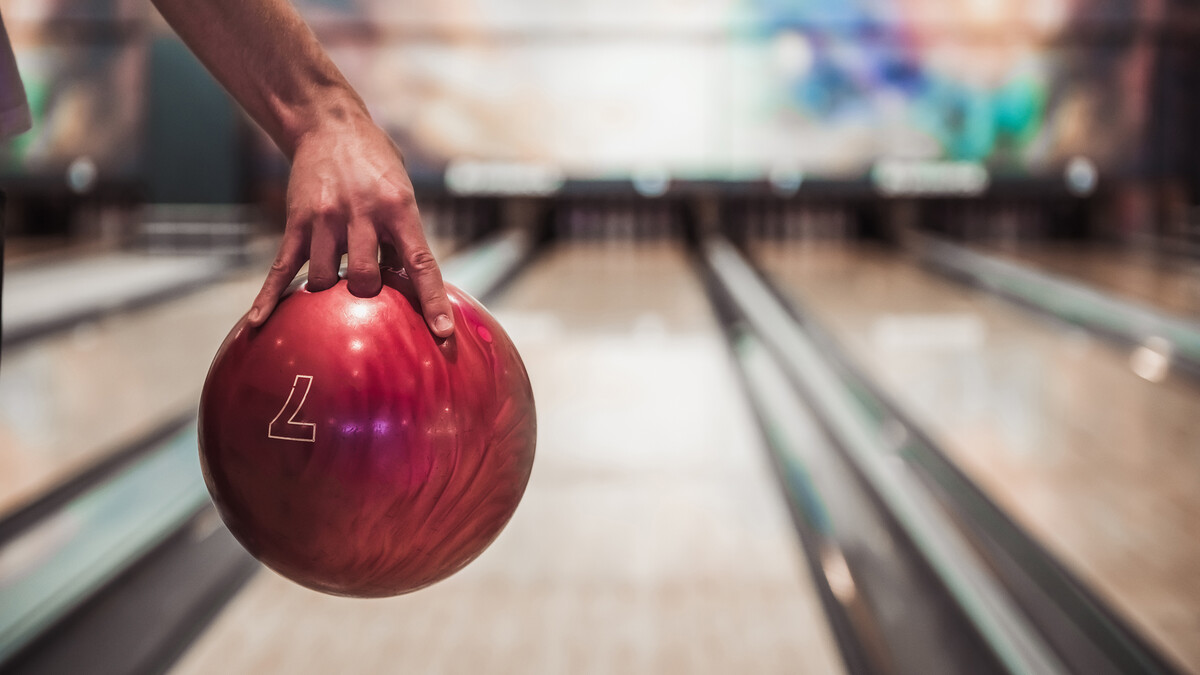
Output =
[
  {"x1": 248, "y1": 226, "x2": 309, "y2": 326},
  {"x1": 389, "y1": 208, "x2": 454, "y2": 338}
]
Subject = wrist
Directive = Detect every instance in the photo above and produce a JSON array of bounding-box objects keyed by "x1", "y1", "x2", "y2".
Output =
[{"x1": 278, "y1": 85, "x2": 371, "y2": 160}]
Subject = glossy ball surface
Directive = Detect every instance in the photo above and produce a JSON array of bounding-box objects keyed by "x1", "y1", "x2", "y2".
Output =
[{"x1": 199, "y1": 270, "x2": 536, "y2": 597}]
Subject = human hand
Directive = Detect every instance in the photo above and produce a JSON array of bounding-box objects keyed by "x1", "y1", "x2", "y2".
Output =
[{"x1": 246, "y1": 110, "x2": 454, "y2": 337}]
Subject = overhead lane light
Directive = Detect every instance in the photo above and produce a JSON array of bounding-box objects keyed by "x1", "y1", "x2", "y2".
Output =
[
  {"x1": 445, "y1": 160, "x2": 565, "y2": 196},
  {"x1": 871, "y1": 159, "x2": 989, "y2": 197},
  {"x1": 1064, "y1": 156, "x2": 1098, "y2": 196}
]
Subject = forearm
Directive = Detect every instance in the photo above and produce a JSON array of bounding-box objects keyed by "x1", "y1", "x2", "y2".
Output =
[
  {"x1": 156, "y1": 0, "x2": 454, "y2": 334},
  {"x1": 150, "y1": 0, "x2": 366, "y2": 159}
]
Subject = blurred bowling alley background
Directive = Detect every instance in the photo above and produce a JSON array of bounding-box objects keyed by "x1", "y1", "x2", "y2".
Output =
[{"x1": 2, "y1": 0, "x2": 1200, "y2": 673}]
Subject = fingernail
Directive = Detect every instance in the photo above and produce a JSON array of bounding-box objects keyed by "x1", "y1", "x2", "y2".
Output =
[
  {"x1": 434, "y1": 314, "x2": 453, "y2": 334},
  {"x1": 248, "y1": 308, "x2": 262, "y2": 324}
]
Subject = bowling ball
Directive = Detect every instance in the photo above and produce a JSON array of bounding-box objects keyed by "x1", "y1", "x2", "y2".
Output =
[{"x1": 198, "y1": 268, "x2": 536, "y2": 597}]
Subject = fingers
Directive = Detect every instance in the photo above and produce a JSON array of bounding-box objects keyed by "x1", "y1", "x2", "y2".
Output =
[
  {"x1": 346, "y1": 217, "x2": 382, "y2": 297},
  {"x1": 390, "y1": 208, "x2": 454, "y2": 337},
  {"x1": 248, "y1": 227, "x2": 307, "y2": 327},
  {"x1": 407, "y1": 243, "x2": 455, "y2": 337},
  {"x1": 306, "y1": 213, "x2": 343, "y2": 292}
]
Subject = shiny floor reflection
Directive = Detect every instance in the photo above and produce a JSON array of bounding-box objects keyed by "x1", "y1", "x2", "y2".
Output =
[
  {"x1": 0, "y1": 268, "x2": 264, "y2": 514},
  {"x1": 756, "y1": 240, "x2": 1200, "y2": 672}
]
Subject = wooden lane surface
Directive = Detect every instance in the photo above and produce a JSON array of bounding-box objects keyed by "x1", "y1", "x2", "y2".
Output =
[
  {"x1": 984, "y1": 241, "x2": 1200, "y2": 321},
  {"x1": 169, "y1": 242, "x2": 843, "y2": 675},
  {"x1": 756, "y1": 241, "x2": 1200, "y2": 673}
]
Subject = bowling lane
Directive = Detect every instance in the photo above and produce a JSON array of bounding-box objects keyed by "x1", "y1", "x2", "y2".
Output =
[
  {"x1": 170, "y1": 242, "x2": 844, "y2": 675},
  {"x1": 982, "y1": 241, "x2": 1200, "y2": 320},
  {"x1": 0, "y1": 266, "x2": 263, "y2": 515},
  {"x1": 754, "y1": 241, "x2": 1200, "y2": 672}
]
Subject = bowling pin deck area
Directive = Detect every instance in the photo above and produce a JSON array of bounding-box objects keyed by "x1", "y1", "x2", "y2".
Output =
[{"x1": 2, "y1": 205, "x2": 1200, "y2": 674}]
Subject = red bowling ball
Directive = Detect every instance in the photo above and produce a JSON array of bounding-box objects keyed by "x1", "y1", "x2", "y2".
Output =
[{"x1": 198, "y1": 269, "x2": 536, "y2": 597}]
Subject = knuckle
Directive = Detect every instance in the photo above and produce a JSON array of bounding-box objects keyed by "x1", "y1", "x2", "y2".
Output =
[
  {"x1": 268, "y1": 257, "x2": 294, "y2": 275},
  {"x1": 405, "y1": 247, "x2": 439, "y2": 275},
  {"x1": 396, "y1": 189, "x2": 417, "y2": 210},
  {"x1": 309, "y1": 200, "x2": 341, "y2": 223},
  {"x1": 380, "y1": 189, "x2": 416, "y2": 216},
  {"x1": 378, "y1": 176, "x2": 415, "y2": 201}
]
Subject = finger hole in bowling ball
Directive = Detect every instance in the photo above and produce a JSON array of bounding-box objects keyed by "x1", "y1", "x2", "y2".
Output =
[{"x1": 438, "y1": 334, "x2": 459, "y2": 362}]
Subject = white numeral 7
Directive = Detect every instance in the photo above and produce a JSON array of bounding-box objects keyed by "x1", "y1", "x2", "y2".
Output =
[{"x1": 268, "y1": 374, "x2": 316, "y2": 442}]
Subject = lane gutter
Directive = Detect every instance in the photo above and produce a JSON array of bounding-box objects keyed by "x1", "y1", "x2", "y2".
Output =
[{"x1": 693, "y1": 230, "x2": 1182, "y2": 675}]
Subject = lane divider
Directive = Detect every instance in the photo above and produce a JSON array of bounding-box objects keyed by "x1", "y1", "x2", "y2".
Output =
[
  {"x1": 915, "y1": 235, "x2": 1200, "y2": 380},
  {"x1": 696, "y1": 231, "x2": 1182, "y2": 675},
  {"x1": 702, "y1": 236, "x2": 1064, "y2": 675}
]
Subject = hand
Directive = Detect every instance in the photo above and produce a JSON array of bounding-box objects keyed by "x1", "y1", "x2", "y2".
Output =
[{"x1": 246, "y1": 111, "x2": 454, "y2": 337}]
